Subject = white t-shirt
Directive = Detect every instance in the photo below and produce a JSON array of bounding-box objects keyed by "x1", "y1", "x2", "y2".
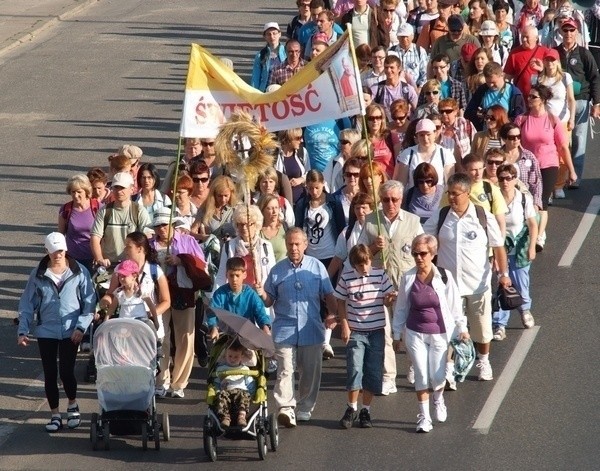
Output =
[
  {"x1": 538, "y1": 73, "x2": 573, "y2": 123},
  {"x1": 305, "y1": 205, "x2": 337, "y2": 259},
  {"x1": 115, "y1": 289, "x2": 148, "y2": 320},
  {"x1": 505, "y1": 190, "x2": 536, "y2": 244},
  {"x1": 396, "y1": 144, "x2": 456, "y2": 190}
]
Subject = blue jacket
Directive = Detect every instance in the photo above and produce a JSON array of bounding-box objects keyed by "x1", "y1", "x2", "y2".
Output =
[
  {"x1": 251, "y1": 44, "x2": 287, "y2": 92},
  {"x1": 294, "y1": 192, "x2": 346, "y2": 240},
  {"x1": 208, "y1": 284, "x2": 271, "y2": 329},
  {"x1": 18, "y1": 255, "x2": 95, "y2": 340}
]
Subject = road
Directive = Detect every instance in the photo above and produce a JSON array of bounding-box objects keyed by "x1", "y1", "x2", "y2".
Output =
[{"x1": 0, "y1": 1, "x2": 599, "y2": 470}]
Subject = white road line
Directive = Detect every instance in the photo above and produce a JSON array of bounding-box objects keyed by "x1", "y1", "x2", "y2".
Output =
[
  {"x1": 558, "y1": 195, "x2": 600, "y2": 267},
  {"x1": 472, "y1": 326, "x2": 540, "y2": 434}
]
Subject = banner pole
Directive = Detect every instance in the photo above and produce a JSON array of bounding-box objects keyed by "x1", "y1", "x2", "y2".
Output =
[{"x1": 166, "y1": 136, "x2": 184, "y2": 256}]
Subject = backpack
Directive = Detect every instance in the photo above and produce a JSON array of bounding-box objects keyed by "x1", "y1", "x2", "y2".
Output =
[
  {"x1": 407, "y1": 147, "x2": 446, "y2": 169},
  {"x1": 61, "y1": 198, "x2": 100, "y2": 225},
  {"x1": 436, "y1": 203, "x2": 488, "y2": 241},
  {"x1": 103, "y1": 201, "x2": 142, "y2": 231},
  {"x1": 374, "y1": 80, "x2": 410, "y2": 106}
]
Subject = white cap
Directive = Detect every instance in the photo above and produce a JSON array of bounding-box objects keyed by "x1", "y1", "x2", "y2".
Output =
[
  {"x1": 111, "y1": 172, "x2": 134, "y2": 188},
  {"x1": 397, "y1": 23, "x2": 414, "y2": 37},
  {"x1": 45, "y1": 232, "x2": 67, "y2": 254},
  {"x1": 263, "y1": 22, "x2": 280, "y2": 33},
  {"x1": 152, "y1": 207, "x2": 172, "y2": 227},
  {"x1": 480, "y1": 20, "x2": 499, "y2": 36}
]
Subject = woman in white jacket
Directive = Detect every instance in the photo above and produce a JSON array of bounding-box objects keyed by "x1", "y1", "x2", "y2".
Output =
[{"x1": 392, "y1": 234, "x2": 469, "y2": 433}]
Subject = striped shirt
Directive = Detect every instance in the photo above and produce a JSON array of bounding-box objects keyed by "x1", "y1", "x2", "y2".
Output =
[{"x1": 334, "y1": 267, "x2": 393, "y2": 331}]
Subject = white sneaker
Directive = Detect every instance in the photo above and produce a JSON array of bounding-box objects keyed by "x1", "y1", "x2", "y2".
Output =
[
  {"x1": 445, "y1": 362, "x2": 457, "y2": 391},
  {"x1": 296, "y1": 411, "x2": 311, "y2": 422},
  {"x1": 277, "y1": 408, "x2": 296, "y2": 428},
  {"x1": 554, "y1": 188, "x2": 566, "y2": 199},
  {"x1": 416, "y1": 414, "x2": 433, "y2": 433},
  {"x1": 406, "y1": 365, "x2": 415, "y2": 384},
  {"x1": 381, "y1": 380, "x2": 397, "y2": 396},
  {"x1": 155, "y1": 386, "x2": 168, "y2": 397},
  {"x1": 322, "y1": 344, "x2": 334, "y2": 360},
  {"x1": 493, "y1": 326, "x2": 506, "y2": 341},
  {"x1": 267, "y1": 359, "x2": 278, "y2": 374},
  {"x1": 477, "y1": 360, "x2": 493, "y2": 381},
  {"x1": 433, "y1": 400, "x2": 447, "y2": 423},
  {"x1": 171, "y1": 388, "x2": 185, "y2": 398},
  {"x1": 521, "y1": 310, "x2": 535, "y2": 328}
]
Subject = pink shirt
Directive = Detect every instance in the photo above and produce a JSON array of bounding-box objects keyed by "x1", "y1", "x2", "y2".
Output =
[
  {"x1": 371, "y1": 137, "x2": 394, "y2": 178},
  {"x1": 514, "y1": 113, "x2": 567, "y2": 169}
]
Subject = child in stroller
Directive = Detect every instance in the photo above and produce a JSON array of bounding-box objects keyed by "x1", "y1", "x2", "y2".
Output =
[{"x1": 215, "y1": 339, "x2": 257, "y2": 428}]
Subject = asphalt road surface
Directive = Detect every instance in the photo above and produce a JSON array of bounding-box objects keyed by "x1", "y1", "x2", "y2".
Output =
[{"x1": 0, "y1": 1, "x2": 599, "y2": 470}]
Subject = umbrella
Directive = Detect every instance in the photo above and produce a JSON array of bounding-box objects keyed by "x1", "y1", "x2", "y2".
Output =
[{"x1": 211, "y1": 307, "x2": 275, "y2": 357}]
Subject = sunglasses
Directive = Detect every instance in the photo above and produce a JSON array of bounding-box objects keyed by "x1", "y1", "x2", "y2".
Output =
[
  {"x1": 383, "y1": 8, "x2": 396, "y2": 12},
  {"x1": 425, "y1": 90, "x2": 440, "y2": 95},
  {"x1": 340, "y1": 139, "x2": 352, "y2": 145},
  {"x1": 486, "y1": 160, "x2": 503, "y2": 166},
  {"x1": 439, "y1": 109, "x2": 455, "y2": 114},
  {"x1": 417, "y1": 178, "x2": 434, "y2": 185},
  {"x1": 201, "y1": 141, "x2": 215, "y2": 147},
  {"x1": 381, "y1": 196, "x2": 400, "y2": 203},
  {"x1": 192, "y1": 176, "x2": 210, "y2": 183},
  {"x1": 528, "y1": 94, "x2": 540, "y2": 100},
  {"x1": 292, "y1": 136, "x2": 303, "y2": 141},
  {"x1": 344, "y1": 172, "x2": 360, "y2": 178},
  {"x1": 367, "y1": 115, "x2": 384, "y2": 121},
  {"x1": 411, "y1": 251, "x2": 430, "y2": 258},
  {"x1": 392, "y1": 114, "x2": 407, "y2": 121},
  {"x1": 449, "y1": 29, "x2": 463, "y2": 34},
  {"x1": 485, "y1": 115, "x2": 496, "y2": 121},
  {"x1": 506, "y1": 134, "x2": 521, "y2": 140},
  {"x1": 498, "y1": 175, "x2": 515, "y2": 182},
  {"x1": 562, "y1": 28, "x2": 576, "y2": 33}
]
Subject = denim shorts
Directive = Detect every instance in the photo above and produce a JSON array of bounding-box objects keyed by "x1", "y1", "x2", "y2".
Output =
[{"x1": 346, "y1": 328, "x2": 384, "y2": 394}]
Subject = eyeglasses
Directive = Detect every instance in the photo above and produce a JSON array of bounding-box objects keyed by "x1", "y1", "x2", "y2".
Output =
[
  {"x1": 446, "y1": 190, "x2": 467, "y2": 198},
  {"x1": 425, "y1": 90, "x2": 440, "y2": 95},
  {"x1": 192, "y1": 176, "x2": 210, "y2": 183},
  {"x1": 417, "y1": 178, "x2": 434, "y2": 185},
  {"x1": 439, "y1": 109, "x2": 455, "y2": 114},
  {"x1": 486, "y1": 160, "x2": 503, "y2": 166},
  {"x1": 340, "y1": 139, "x2": 352, "y2": 145},
  {"x1": 384, "y1": 8, "x2": 396, "y2": 12},
  {"x1": 411, "y1": 251, "x2": 430, "y2": 258},
  {"x1": 201, "y1": 141, "x2": 215, "y2": 147},
  {"x1": 527, "y1": 94, "x2": 540, "y2": 100},
  {"x1": 498, "y1": 175, "x2": 515, "y2": 182},
  {"x1": 506, "y1": 134, "x2": 521, "y2": 140},
  {"x1": 392, "y1": 114, "x2": 407, "y2": 121},
  {"x1": 236, "y1": 222, "x2": 256, "y2": 227},
  {"x1": 381, "y1": 196, "x2": 401, "y2": 203},
  {"x1": 344, "y1": 172, "x2": 360, "y2": 178},
  {"x1": 449, "y1": 29, "x2": 463, "y2": 34},
  {"x1": 292, "y1": 136, "x2": 303, "y2": 141},
  {"x1": 372, "y1": 55, "x2": 386, "y2": 60},
  {"x1": 367, "y1": 115, "x2": 383, "y2": 121},
  {"x1": 485, "y1": 115, "x2": 496, "y2": 121}
]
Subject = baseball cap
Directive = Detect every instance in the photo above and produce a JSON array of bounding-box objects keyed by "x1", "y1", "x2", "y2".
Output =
[
  {"x1": 480, "y1": 20, "x2": 498, "y2": 36},
  {"x1": 152, "y1": 207, "x2": 172, "y2": 227},
  {"x1": 115, "y1": 259, "x2": 140, "y2": 277},
  {"x1": 461, "y1": 42, "x2": 478, "y2": 62},
  {"x1": 397, "y1": 23, "x2": 414, "y2": 37},
  {"x1": 416, "y1": 119, "x2": 436, "y2": 133},
  {"x1": 560, "y1": 18, "x2": 579, "y2": 30},
  {"x1": 439, "y1": 0, "x2": 458, "y2": 6},
  {"x1": 543, "y1": 49, "x2": 560, "y2": 61},
  {"x1": 111, "y1": 172, "x2": 134, "y2": 188},
  {"x1": 263, "y1": 22, "x2": 280, "y2": 33},
  {"x1": 44, "y1": 232, "x2": 67, "y2": 254},
  {"x1": 448, "y1": 14, "x2": 465, "y2": 32}
]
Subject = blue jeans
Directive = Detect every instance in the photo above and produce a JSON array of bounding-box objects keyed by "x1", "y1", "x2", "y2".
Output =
[
  {"x1": 572, "y1": 99, "x2": 590, "y2": 183},
  {"x1": 346, "y1": 329, "x2": 384, "y2": 394},
  {"x1": 493, "y1": 254, "x2": 532, "y2": 328}
]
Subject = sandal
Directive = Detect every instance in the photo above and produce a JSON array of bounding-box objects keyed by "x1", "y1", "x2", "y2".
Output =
[
  {"x1": 67, "y1": 405, "x2": 81, "y2": 429},
  {"x1": 46, "y1": 416, "x2": 63, "y2": 433}
]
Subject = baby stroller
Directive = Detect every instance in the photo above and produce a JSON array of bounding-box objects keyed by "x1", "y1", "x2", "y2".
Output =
[
  {"x1": 89, "y1": 318, "x2": 170, "y2": 451},
  {"x1": 203, "y1": 308, "x2": 278, "y2": 462},
  {"x1": 84, "y1": 266, "x2": 112, "y2": 383}
]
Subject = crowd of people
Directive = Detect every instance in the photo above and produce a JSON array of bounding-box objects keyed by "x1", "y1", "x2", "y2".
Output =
[{"x1": 16, "y1": 0, "x2": 600, "y2": 435}]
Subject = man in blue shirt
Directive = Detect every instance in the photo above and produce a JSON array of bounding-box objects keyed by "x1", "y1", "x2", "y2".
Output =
[
  {"x1": 257, "y1": 227, "x2": 337, "y2": 427},
  {"x1": 251, "y1": 22, "x2": 287, "y2": 92}
]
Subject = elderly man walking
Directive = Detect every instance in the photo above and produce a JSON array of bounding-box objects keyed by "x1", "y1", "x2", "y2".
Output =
[
  {"x1": 258, "y1": 228, "x2": 338, "y2": 427},
  {"x1": 358, "y1": 180, "x2": 423, "y2": 395}
]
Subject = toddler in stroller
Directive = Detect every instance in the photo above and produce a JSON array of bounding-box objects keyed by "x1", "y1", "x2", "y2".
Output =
[{"x1": 215, "y1": 339, "x2": 257, "y2": 428}]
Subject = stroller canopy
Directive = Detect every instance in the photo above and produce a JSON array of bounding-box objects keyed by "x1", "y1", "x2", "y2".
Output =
[{"x1": 94, "y1": 318, "x2": 157, "y2": 368}]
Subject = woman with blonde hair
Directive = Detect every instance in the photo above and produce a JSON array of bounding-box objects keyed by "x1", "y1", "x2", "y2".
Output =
[
  {"x1": 414, "y1": 80, "x2": 441, "y2": 119},
  {"x1": 323, "y1": 128, "x2": 361, "y2": 193},
  {"x1": 191, "y1": 175, "x2": 237, "y2": 243},
  {"x1": 275, "y1": 127, "x2": 310, "y2": 203},
  {"x1": 365, "y1": 103, "x2": 395, "y2": 178},
  {"x1": 58, "y1": 174, "x2": 98, "y2": 273},
  {"x1": 258, "y1": 194, "x2": 288, "y2": 262},
  {"x1": 254, "y1": 167, "x2": 295, "y2": 227}
]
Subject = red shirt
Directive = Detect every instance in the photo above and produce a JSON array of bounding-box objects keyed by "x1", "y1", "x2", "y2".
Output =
[{"x1": 504, "y1": 45, "x2": 551, "y2": 97}]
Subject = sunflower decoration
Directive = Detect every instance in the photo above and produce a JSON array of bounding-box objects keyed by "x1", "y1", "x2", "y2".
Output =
[{"x1": 214, "y1": 110, "x2": 278, "y2": 200}]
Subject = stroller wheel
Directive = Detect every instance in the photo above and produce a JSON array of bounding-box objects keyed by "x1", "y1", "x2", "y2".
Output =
[
  {"x1": 141, "y1": 422, "x2": 148, "y2": 451},
  {"x1": 268, "y1": 413, "x2": 279, "y2": 452},
  {"x1": 90, "y1": 413, "x2": 99, "y2": 450},
  {"x1": 162, "y1": 413, "x2": 170, "y2": 441},
  {"x1": 153, "y1": 421, "x2": 160, "y2": 450},
  {"x1": 203, "y1": 431, "x2": 217, "y2": 462},
  {"x1": 103, "y1": 421, "x2": 110, "y2": 451},
  {"x1": 257, "y1": 431, "x2": 268, "y2": 460}
]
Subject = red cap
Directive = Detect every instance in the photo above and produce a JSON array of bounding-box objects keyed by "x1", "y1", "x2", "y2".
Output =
[
  {"x1": 543, "y1": 49, "x2": 560, "y2": 61},
  {"x1": 560, "y1": 18, "x2": 579, "y2": 30},
  {"x1": 461, "y1": 43, "x2": 478, "y2": 62}
]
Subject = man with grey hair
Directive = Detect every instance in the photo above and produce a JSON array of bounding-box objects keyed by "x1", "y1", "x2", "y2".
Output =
[
  {"x1": 424, "y1": 173, "x2": 511, "y2": 383},
  {"x1": 358, "y1": 179, "x2": 423, "y2": 395}
]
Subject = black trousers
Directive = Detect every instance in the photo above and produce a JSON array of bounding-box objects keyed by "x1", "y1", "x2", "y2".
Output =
[{"x1": 37, "y1": 338, "x2": 78, "y2": 410}]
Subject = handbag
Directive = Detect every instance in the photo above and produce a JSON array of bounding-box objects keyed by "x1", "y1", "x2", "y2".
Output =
[{"x1": 496, "y1": 285, "x2": 524, "y2": 310}]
